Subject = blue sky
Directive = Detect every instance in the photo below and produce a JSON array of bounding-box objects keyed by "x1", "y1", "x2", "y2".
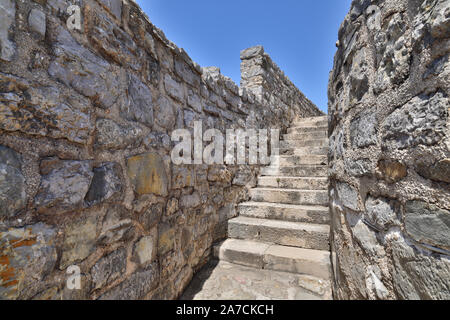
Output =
[{"x1": 136, "y1": 0, "x2": 352, "y2": 113}]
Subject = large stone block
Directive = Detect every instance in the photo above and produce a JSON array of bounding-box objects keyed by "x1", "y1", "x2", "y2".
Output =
[
  {"x1": 48, "y1": 25, "x2": 121, "y2": 109},
  {"x1": 98, "y1": 205, "x2": 133, "y2": 245},
  {"x1": 35, "y1": 159, "x2": 93, "y2": 213},
  {"x1": 392, "y1": 238, "x2": 450, "y2": 300},
  {"x1": 99, "y1": 262, "x2": 160, "y2": 300},
  {"x1": 350, "y1": 111, "x2": 377, "y2": 148},
  {"x1": 28, "y1": 8, "x2": 46, "y2": 37},
  {"x1": 0, "y1": 223, "x2": 57, "y2": 300},
  {"x1": 416, "y1": 158, "x2": 450, "y2": 184},
  {"x1": 133, "y1": 235, "x2": 157, "y2": 265},
  {"x1": 95, "y1": 118, "x2": 144, "y2": 150},
  {"x1": 364, "y1": 196, "x2": 400, "y2": 231},
  {"x1": 86, "y1": 6, "x2": 139, "y2": 69},
  {"x1": 164, "y1": 74, "x2": 184, "y2": 102},
  {"x1": 0, "y1": 0, "x2": 15, "y2": 62},
  {"x1": 60, "y1": 213, "x2": 99, "y2": 269},
  {"x1": 98, "y1": 0, "x2": 123, "y2": 19},
  {"x1": 85, "y1": 162, "x2": 123, "y2": 206},
  {"x1": 405, "y1": 201, "x2": 450, "y2": 251},
  {"x1": 0, "y1": 146, "x2": 26, "y2": 218},
  {"x1": 120, "y1": 73, "x2": 154, "y2": 127},
  {"x1": 374, "y1": 13, "x2": 411, "y2": 92},
  {"x1": 154, "y1": 96, "x2": 176, "y2": 130},
  {"x1": 91, "y1": 247, "x2": 127, "y2": 290},
  {"x1": 383, "y1": 91, "x2": 448, "y2": 149},
  {"x1": 336, "y1": 182, "x2": 360, "y2": 211},
  {"x1": 0, "y1": 74, "x2": 93, "y2": 144},
  {"x1": 126, "y1": 153, "x2": 168, "y2": 196}
]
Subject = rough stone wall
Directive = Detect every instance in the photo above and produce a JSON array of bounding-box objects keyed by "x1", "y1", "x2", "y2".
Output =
[
  {"x1": 328, "y1": 0, "x2": 450, "y2": 299},
  {"x1": 0, "y1": 0, "x2": 321, "y2": 300},
  {"x1": 241, "y1": 45, "x2": 321, "y2": 121}
]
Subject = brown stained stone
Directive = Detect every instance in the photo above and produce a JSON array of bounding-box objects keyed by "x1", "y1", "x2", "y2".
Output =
[
  {"x1": 126, "y1": 152, "x2": 168, "y2": 197},
  {"x1": 377, "y1": 160, "x2": 407, "y2": 183}
]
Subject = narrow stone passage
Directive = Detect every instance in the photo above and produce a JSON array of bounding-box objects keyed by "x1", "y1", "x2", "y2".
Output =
[{"x1": 182, "y1": 116, "x2": 332, "y2": 300}]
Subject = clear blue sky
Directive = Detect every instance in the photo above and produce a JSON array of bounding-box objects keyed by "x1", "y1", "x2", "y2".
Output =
[{"x1": 136, "y1": 0, "x2": 352, "y2": 113}]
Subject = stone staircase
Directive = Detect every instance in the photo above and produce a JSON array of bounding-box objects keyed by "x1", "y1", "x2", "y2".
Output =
[{"x1": 214, "y1": 115, "x2": 332, "y2": 300}]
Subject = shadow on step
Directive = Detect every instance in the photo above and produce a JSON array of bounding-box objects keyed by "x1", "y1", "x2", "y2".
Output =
[{"x1": 180, "y1": 259, "x2": 220, "y2": 300}]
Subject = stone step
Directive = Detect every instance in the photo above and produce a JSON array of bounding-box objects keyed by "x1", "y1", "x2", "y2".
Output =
[
  {"x1": 280, "y1": 139, "x2": 328, "y2": 149},
  {"x1": 258, "y1": 176, "x2": 328, "y2": 190},
  {"x1": 228, "y1": 216, "x2": 330, "y2": 251},
  {"x1": 287, "y1": 126, "x2": 328, "y2": 135},
  {"x1": 272, "y1": 155, "x2": 328, "y2": 166},
  {"x1": 291, "y1": 121, "x2": 328, "y2": 129},
  {"x1": 292, "y1": 116, "x2": 328, "y2": 127},
  {"x1": 250, "y1": 188, "x2": 328, "y2": 206},
  {"x1": 214, "y1": 239, "x2": 332, "y2": 280},
  {"x1": 238, "y1": 201, "x2": 330, "y2": 224},
  {"x1": 284, "y1": 131, "x2": 328, "y2": 141},
  {"x1": 261, "y1": 165, "x2": 328, "y2": 177},
  {"x1": 281, "y1": 146, "x2": 328, "y2": 156}
]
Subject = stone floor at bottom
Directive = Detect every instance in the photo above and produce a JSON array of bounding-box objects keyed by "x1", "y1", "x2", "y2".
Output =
[{"x1": 181, "y1": 260, "x2": 332, "y2": 300}]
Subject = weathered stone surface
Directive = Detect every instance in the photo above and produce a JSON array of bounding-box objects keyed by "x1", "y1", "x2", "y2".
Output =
[
  {"x1": 240, "y1": 45, "x2": 264, "y2": 60},
  {"x1": 138, "y1": 203, "x2": 163, "y2": 231},
  {"x1": 0, "y1": 146, "x2": 26, "y2": 218},
  {"x1": 86, "y1": 7, "x2": 139, "y2": 69},
  {"x1": 175, "y1": 58, "x2": 200, "y2": 87},
  {"x1": 35, "y1": 159, "x2": 93, "y2": 213},
  {"x1": 164, "y1": 74, "x2": 184, "y2": 102},
  {"x1": 158, "y1": 223, "x2": 175, "y2": 255},
  {"x1": 85, "y1": 162, "x2": 123, "y2": 206},
  {"x1": 48, "y1": 25, "x2": 120, "y2": 109},
  {"x1": 336, "y1": 182, "x2": 360, "y2": 211},
  {"x1": 28, "y1": 8, "x2": 46, "y2": 37},
  {"x1": 133, "y1": 235, "x2": 157, "y2": 265},
  {"x1": 377, "y1": 160, "x2": 407, "y2": 183},
  {"x1": 99, "y1": 262, "x2": 160, "y2": 300},
  {"x1": 329, "y1": 0, "x2": 450, "y2": 300},
  {"x1": 365, "y1": 196, "x2": 400, "y2": 230},
  {"x1": 91, "y1": 247, "x2": 127, "y2": 289},
  {"x1": 154, "y1": 96, "x2": 176, "y2": 130},
  {"x1": 0, "y1": 0, "x2": 15, "y2": 61},
  {"x1": 172, "y1": 166, "x2": 194, "y2": 189},
  {"x1": 166, "y1": 198, "x2": 179, "y2": 217},
  {"x1": 350, "y1": 111, "x2": 377, "y2": 148},
  {"x1": 392, "y1": 239, "x2": 450, "y2": 300},
  {"x1": 98, "y1": 0, "x2": 123, "y2": 19},
  {"x1": 383, "y1": 91, "x2": 448, "y2": 149},
  {"x1": 179, "y1": 192, "x2": 201, "y2": 209},
  {"x1": 374, "y1": 12, "x2": 411, "y2": 92},
  {"x1": 348, "y1": 48, "x2": 369, "y2": 104},
  {"x1": 0, "y1": 223, "x2": 57, "y2": 300},
  {"x1": 345, "y1": 158, "x2": 372, "y2": 177},
  {"x1": 405, "y1": 201, "x2": 450, "y2": 251},
  {"x1": 143, "y1": 132, "x2": 172, "y2": 151},
  {"x1": 187, "y1": 89, "x2": 202, "y2": 113},
  {"x1": 414, "y1": 0, "x2": 450, "y2": 41},
  {"x1": 0, "y1": 74, "x2": 93, "y2": 144},
  {"x1": 120, "y1": 73, "x2": 154, "y2": 127},
  {"x1": 416, "y1": 158, "x2": 450, "y2": 183},
  {"x1": 95, "y1": 118, "x2": 144, "y2": 150},
  {"x1": 352, "y1": 220, "x2": 384, "y2": 256},
  {"x1": 98, "y1": 205, "x2": 133, "y2": 245},
  {"x1": 126, "y1": 153, "x2": 168, "y2": 196},
  {"x1": 60, "y1": 213, "x2": 99, "y2": 269}
]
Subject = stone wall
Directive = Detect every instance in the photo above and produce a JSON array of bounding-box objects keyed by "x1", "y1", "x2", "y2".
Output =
[
  {"x1": 0, "y1": 0, "x2": 321, "y2": 299},
  {"x1": 328, "y1": 0, "x2": 450, "y2": 299}
]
